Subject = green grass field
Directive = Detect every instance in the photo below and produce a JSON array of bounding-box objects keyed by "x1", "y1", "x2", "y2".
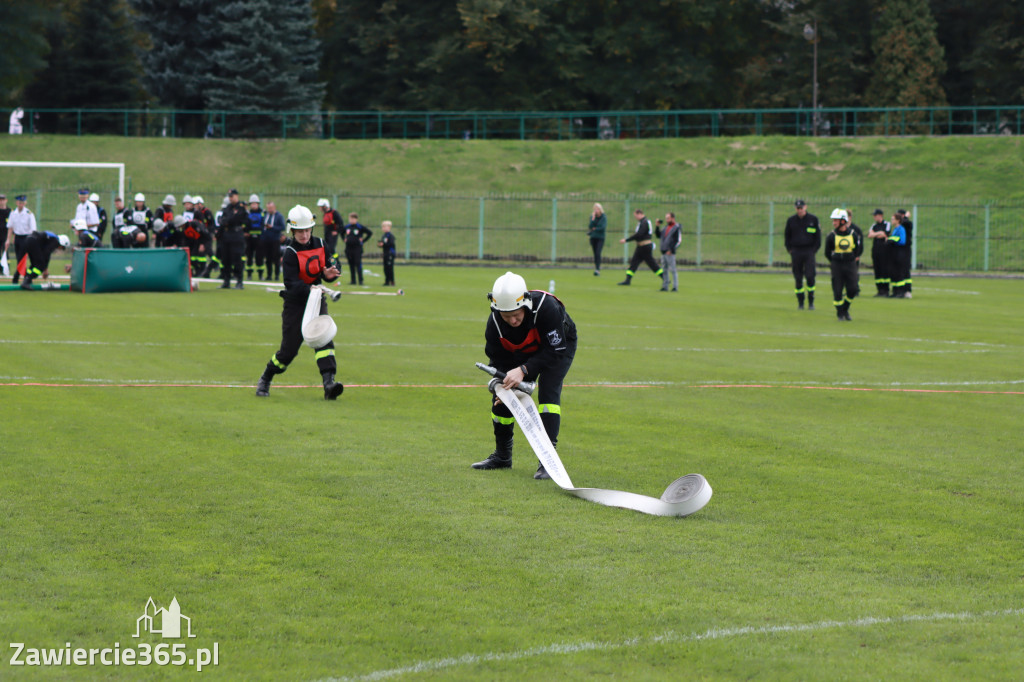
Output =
[{"x1": 2, "y1": 265, "x2": 1022, "y2": 680}]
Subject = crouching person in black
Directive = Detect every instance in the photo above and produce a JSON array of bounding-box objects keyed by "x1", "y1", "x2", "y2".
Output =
[
  {"x1": 473, "y1": 271, "x2": 577, "y2": 480},
  {"x1": 255, "y1": 205, "x2": 344, "y2": 400},
  {"x1": 19, "y1": 231, "x2": 70, "y2": 289}
]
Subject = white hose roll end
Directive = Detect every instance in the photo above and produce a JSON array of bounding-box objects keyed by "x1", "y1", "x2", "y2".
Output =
[{"x1": 302, "y1": 315, "x2": 337, "y2": 348}]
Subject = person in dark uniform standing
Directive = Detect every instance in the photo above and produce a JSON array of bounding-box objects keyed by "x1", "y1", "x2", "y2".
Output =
[
  {"x1": 473, "y1": 271, "x2": 578, "y2": 480},
  {"x1": 218, "y1": 189, "x2": 248, "y2": 289},
  {"x1": 866, "y1": 209, "x2": 892, "y2": 296},
  {"x1": 887, "y1": 214, "x2": 911, "y2": 299},
  {"x1": 244, "y1": 193, "x2": 266, "y2": 281},
  {"x1": 894, "y1": 209, "x2": 913, "y2": 297},
  {"x1": 255, "y1": 205, "x2": 344, "y2": 401},
  {"x1": 342, "y1": 212, "x2": 372, "y2": 285},
  {"x1": 784, "y1": 199, "x2": 821, "y2": 310},
  {"x1": 377, "y1": 219, "x2": 396, "y2": 286},
  {"x1": 89, "y1": 193, "x2": 107, "y2": 244},
  {"x1": 0, "y1": 194, "x2": 10, "y2": 276},
  {"x1": 192, "y1": 196, "x2": 218, "y2": 276},
  {"x1": 18, "y1": 231, "x2": 71, "y2": 289},
  {"x1": 317, "y1": 198, "x2": 342, "y2": 263},
  {"x1": 824, "y1": 208, "x2": 863, "y2": 321},
  {"x1": 124, "y1": 193, "x2": 154, "y2": 248},
  {"x1": 261, "y1": 202, "x2": 286, "y2": 281},
  {"x1": 617, "y1": 208, "x2": 663, "y2": 286}
]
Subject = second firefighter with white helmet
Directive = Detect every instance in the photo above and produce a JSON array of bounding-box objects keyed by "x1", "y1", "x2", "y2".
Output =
[
  {"x1": 825, "y1": 208, "x2": 864, "y2": 321},
  {"x1": 474, "y1": 271, "x2": 578, "y2": 479},
  {"x1": 255, "y1": 205, "x2": 345, "y2": 400}
]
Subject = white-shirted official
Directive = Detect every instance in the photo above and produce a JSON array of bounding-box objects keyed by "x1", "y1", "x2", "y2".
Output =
[
  {"x1": 74, "y1": 188, "x2": 100, "y2": 229},
  {"x1": 7, "y1": 194, "x2": 37, "y2": 284}
]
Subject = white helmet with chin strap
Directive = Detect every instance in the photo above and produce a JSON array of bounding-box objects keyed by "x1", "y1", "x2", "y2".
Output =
[
  {"x1": 830, "y1": 208, "x2": 849, "y2": 222},
  {"x1": 287, "y1": 204, "x2": 316, "y2": 231},
  {"x1": 488, "y1": 271, "x2": 532, "y2": 312}
]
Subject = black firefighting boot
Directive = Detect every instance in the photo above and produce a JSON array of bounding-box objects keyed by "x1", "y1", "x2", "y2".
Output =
[
  {"x1": 322, "y1": 373, "x2": 344, "y2": 400},
  {"x1": 617, "y1": 274, "x2": 632, "y2": 286},
  {"x1": 797, "y1": 291, "x2": 805, "y2": 309},
  {"x1": 246, "y1": 267, "x2": 253, "y2": 280},
  {"x1": 807, "y1": 290, "x2": 815, "y2": 310},
  {"x1": 256, "y1": 372, "x2": 272, "y2": 397},
  {"x1": 841, "y1": 301, "x2": 852, "y2": 321},
  {"x1": 257, "y1": 268, "x2": 264, "y2": 280},
  {"x1": 20, "y1": 274, "x2": 35, "y2": 290},
  {"x1": 473, "y1": 423, "x2": 513, "y2": 469}
]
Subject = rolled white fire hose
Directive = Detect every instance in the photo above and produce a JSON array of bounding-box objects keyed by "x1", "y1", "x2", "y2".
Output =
[
  {"x1": 491, "y1": 381, "x2": 712, "y2": 517},
  {"x1": 301, "y1": 285, "x2": 340, "y2": 348}
]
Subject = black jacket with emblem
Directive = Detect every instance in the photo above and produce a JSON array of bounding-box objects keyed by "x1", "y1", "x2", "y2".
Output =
[{"x1": 485, "y1": 290, "x2": 577, "y2": 378}]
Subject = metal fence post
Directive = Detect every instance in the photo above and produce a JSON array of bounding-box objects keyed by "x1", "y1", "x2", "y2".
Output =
[
  {"x1": 404, "y1": 195, "x2": 411, "y2": 260},
  {"x1": 696, "y1": 201, "x2": 703, "y2": 266},
  {"x1": 983, "y1": 204, "x2": 991, "y2": 272},
  {"x1": 478, "y1": 197, "x2": 485, "y2": 260},
  {"x1": 551, "y1": 198, "x2": 558, "y2": 263},
  {"x1": 912, "y1": 204, "x2": 918, "y2": 271},
  {"x1": 767, "y1": 201, "x2": 775, "y2": 266}
]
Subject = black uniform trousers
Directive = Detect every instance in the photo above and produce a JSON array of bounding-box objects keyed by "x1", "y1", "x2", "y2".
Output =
[
  {"x1": 590, "y1": 237, "x2": 604, "y2": 271},
  {"x1": 491, "y1": 331, "x2": 577, "y2": 449},
  {"x1": 790, "y1": 247, "x2": 817, "y2": 300},
  {"x1": 382, "y1": 249, "x2": 395, "y2": 284},
  {"x1": 871, "y1": 241, "x2": 890, "y2": 294},
  {"x1": 345, "y1": 244, "x2": 363, "y2": 284},
  {"x1": 260, "y1": 239, "x2": 281, "y2": 280},
  {"x1": 325, "y1": 233, "x2": 339, "y2": 261},
  {"x1": 891, "y1": 247, "x2": 911, "y2": 296},
  {"x1": 185, "y1": 235, "x2": 213, "y2": 274},
  {"x1": 245, "y1": 234, "x2": 265, "y2": 276},
  {"x1": 626, "y1": 243, "x2": 661, "y2": 277},
  {"x1": 219, "y1": 231, "x2": 245, "y2": 284},
  {"x1": 11, "y1": 234, "x2": 28, "y2": 282},
  {"x1": 830, "y1": 258, "x2": 859, "y2": 316},
  {"x1": 265, "y1": 297, "x2": 337, "y2": 377}
]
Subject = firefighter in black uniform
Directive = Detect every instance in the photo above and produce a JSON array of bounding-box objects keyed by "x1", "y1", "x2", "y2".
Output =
[
  {"x1": 473, "y1": 271, "x2": 578, "y2": 480},
  {"x1": 218, "y1": 189, "x2": 248, "y2": 289},
  {"x1": 19, "y1": 230, "x2": 71, "y2": 289},
  {"x1": 71, "y1": 218, "x2": 101, "y2": 248},
  {"x1": 377, "y1": 220, "x2": 396, "y2": 286},
  {"x1": 342, "y1": 212, "x2": 372, "y2": 285},
  {"x1": 824, "y1": 208, "x2": 863, "y2": 321},
  {"x1": 866, "y1": 209, "x2": 891, "y2": 296},
  {"x1": 124, "y1": 193, "x2": 154, "y2": 248},
  {"x1": 192, "y1": 196, "x2": 217, "y2": 276},
  {"x1": 255, "y1": 205, "x2": 344, "y2": 401},
  {"x1": 153, "y1": 194, "x2": 177, "y2": 247},
  {"x1": 244, "y1": 193, "x2": 266, "y2": 281},
  {"x1": 617, "y1": 208, "x2": 663, "y2": 286},
  {"x1": 784, "y1": 199, "x2": 821, "y2": 309},
  {"x1": 89, "y1": 193, "x2": 107, "y2": 244},
  {"x1": 893, "y1": 209, "x2": 913, "y2": 297},
  {"x1": 317, "y1": 198, "x2": 343, "y2": 263}
]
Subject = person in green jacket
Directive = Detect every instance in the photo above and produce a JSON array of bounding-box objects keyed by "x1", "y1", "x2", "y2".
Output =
[{"x1": 587, "y1": 203, "x2": 607, "y2": 276}]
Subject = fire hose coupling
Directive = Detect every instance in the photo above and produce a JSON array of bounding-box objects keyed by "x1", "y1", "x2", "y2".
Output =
[{"x1": 476, "y1": 362, "x2": 535, "y2": 395}]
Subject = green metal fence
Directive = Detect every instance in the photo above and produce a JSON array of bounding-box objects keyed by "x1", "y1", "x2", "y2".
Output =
[
  {"x1": 12, "y1": 106, "x2": 1024, "y2": 140},
  {"x1": 14, "y1": 186, "x2": 1024, "y2": 273}
]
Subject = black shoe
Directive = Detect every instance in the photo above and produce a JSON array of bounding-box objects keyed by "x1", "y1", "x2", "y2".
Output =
[
  {"x1": 808, "y1": 303, "x2": 815, "y2": 310},
  {"x1": 472, "y1": 452, "x2": 512, "y2": 469},
  {"x1": 322, "y1": 373, "x2": 344, "y2": 400},
  {"x1": 234, "y1": 281, "x2": 244, "y2": 290},
  {"x1": 11, "y1": 275, "x2": 18, "y2": 284},
  {"x1": 534, "y1": 463, "x2": 551, "y2": 480},
  {"x1": 659, "y1": 286, "x2": 668, "y2": 292},
  {"x1": 219, "y1": 281, "x2": 230, "y2": 289},
  {"x1": 593, "y1": 270, "x2": 600, "y2": 276},
  {"x1": 256, "y1": 374, "x2": 271, "y2": 397},
  {"x1": 617, "y1": 279, "x2": 631, "y2": 286},
  {"x1": 20, "y1": 280, "x2": 33, "y2": 290},
  {"x1": 798, "y1": 303, "x2": 804, "y2": 310}
]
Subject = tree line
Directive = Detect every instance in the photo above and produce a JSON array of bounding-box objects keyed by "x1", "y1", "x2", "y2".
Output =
[{"x1": 1, "y1": 0, "x2": 1020, "y2": 123}]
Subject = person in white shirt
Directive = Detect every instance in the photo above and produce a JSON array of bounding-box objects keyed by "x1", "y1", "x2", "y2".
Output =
[
  {"x1": 9, "y1": 107, "x2": 24, "y2": 135},
  {"x1": 7, "y1": 195, "x2": 37, "y2": 283},
  {"x1": 73, "y1": 188, "x2": 100, "y2": 230}
]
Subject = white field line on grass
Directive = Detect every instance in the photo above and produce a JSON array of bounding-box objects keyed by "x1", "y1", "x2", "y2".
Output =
[{"x1": 318, "y1": 607, "x2": 1024, "y2": 682}]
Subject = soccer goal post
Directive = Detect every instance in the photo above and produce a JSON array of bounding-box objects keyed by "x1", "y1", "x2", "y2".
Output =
[{"x1": 0, "y1": 161, "x2": 125, "y2": 202}]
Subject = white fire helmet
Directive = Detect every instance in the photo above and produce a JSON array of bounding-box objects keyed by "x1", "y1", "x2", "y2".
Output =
[
  {"x1": 162, "y1": 194, "x2": 176, "y2": 206},
  {"x1": 193, "y1": 195, "x2": 205, "y2": 206},
  {"x1": 316, "y1": 198, "x2": 329, "y2": 208},
  {"x1": 153, "y1": 219, "x2": 166, "y2": 232},
  {"x1": 58, "y1": 234, "x2": 71, "y2": 248},
  {"x1": 830, "y1": 208, "x2": 849, "y2": 222},
  {"x1": 249, "y1": 193, "x2": 260, "y2": 204},
  {"x1": 71, "y1": 218, "x2": 88, "y2": 231},
  {"x1": 287, "y1": 205, "x2": 316, "y2": 231},
  {"x1": 134, "y1": 192, "x2": 145, "y2": 202},
  {"x1": 488, "y1": 271, "x2": 532, "y2": 312},
  {"x1": 88, "y1": 192, "x2": 100, "y2": 202},
  {"x1": 183, "y1": 194, "x2": 193, "y2": 205}
]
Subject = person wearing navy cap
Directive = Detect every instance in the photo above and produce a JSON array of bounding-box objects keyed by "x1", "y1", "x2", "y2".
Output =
[
  {"x1": 74, "y1": 188, "x2": 100, "y2": 232},
  {"x1": 7, "y1": 195, "x2": 37, "y2": 284},
  {"x1": 217, "y1": 188, "x2": 248, "y2": 289},
  {"x1": 784, "y1": 199, "x2": 821, "y2": 310},
  {"x1": 866, "y1": 209, "x2": 892, "y2": 296}
]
